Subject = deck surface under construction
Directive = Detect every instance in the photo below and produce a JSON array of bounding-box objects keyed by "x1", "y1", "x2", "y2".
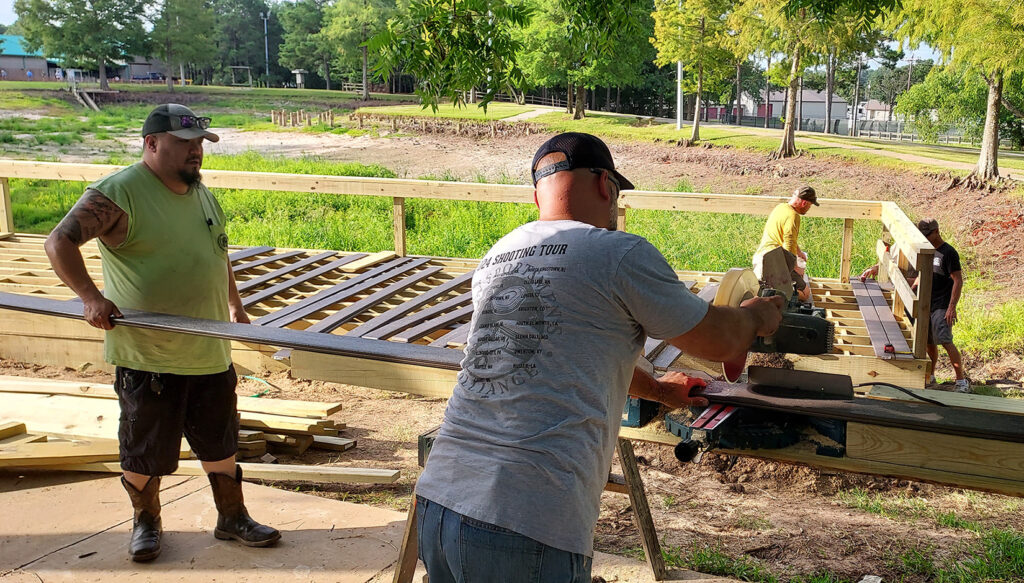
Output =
[{"x1": 0, "y1": 234, "x2": 927, "y2": 389}]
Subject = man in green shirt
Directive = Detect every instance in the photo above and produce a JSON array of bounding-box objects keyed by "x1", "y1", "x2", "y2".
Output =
[
  {"x1": 753, "y1": 186, "x2": 818, "y2": 302},
  {"x1": 44, "y1": 104, "x2": 279, "y2": 562}
]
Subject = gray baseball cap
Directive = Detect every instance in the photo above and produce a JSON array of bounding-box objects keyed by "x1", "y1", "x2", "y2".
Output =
[{"x1": 142, "y1": 103, "x2": 219, "y2": 142}]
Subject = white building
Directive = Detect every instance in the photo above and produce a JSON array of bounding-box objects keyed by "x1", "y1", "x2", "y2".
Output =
[{"x1": 766, "y1": 89, "x2": 849, "y2": 121}]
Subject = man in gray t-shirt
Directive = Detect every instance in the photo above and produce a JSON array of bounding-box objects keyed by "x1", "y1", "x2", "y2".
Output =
[{"x1": 415, "y1": 133, "x2": 784, "y2": 583}]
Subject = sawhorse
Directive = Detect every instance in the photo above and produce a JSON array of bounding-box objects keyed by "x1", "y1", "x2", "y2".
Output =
[{"x1": 392, "y1": 437, "x2": 667, "y2": 582}]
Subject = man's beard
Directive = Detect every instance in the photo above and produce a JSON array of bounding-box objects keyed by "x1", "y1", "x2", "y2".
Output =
[{"x1": 179, "y1": 168, "x2": 202, "y2": 186}]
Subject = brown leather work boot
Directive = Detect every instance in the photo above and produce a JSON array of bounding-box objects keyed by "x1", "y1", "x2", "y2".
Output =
[
  {"x1": 121, "y1": 475, "x2": 162, "y2": 562},
  {"x1": 208, "y1": 466, "x2": 281, "y2": 547}
]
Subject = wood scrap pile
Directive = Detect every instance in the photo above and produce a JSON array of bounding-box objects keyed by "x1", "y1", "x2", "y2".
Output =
[{"x1": 0, "y1": 375, "x2": 397, "y2": 484}]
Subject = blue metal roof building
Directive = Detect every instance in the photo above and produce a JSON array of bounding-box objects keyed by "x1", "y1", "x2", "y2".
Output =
[{"x1": 0, "y1": 34, "x2": 54, "y2": 81}]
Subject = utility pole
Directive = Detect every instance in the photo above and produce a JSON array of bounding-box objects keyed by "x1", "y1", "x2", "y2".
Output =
[
  {"x1": 676, "y1": 61, "x2": 683, "y2": 130},
  {"x1": 260, "y1": 12, "x2": 270, "y2": 87},
  {"x1": 851, "y1": 53, "x2": 862, "y2": 137},
  {"x1": 906, "y1": 55, "x2": 916, "y2": 91}
]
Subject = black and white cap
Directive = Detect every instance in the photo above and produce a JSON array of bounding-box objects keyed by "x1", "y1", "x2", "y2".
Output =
[{"x1": 531, "y1": 132, "x2": 634, "y2": 190}]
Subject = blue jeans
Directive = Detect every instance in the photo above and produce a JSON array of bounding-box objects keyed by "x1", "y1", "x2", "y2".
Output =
[{"x1": 416, "y1": 496, "x2": 592, "y2": 583}]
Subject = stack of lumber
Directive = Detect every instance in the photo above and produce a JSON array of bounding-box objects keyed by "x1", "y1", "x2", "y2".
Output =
[{"x1": 0, "y1": 376, "x2": 395, "y2": 484}]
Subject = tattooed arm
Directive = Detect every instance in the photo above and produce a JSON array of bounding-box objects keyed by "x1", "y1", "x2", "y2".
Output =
[{"x1": 44, "y1": 189, "x2": 129, "y2": 330}]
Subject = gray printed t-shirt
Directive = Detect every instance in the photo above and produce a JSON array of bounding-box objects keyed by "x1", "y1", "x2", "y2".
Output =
[{"x1": 415, "y1": 220, "x2": 709, "y2": 556}]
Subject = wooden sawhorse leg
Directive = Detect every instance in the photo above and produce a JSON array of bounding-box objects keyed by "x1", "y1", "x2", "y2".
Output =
[
  {"x1": 393, "y1": 496, "x2": 419, "y2": 583},
  {"x1": 616, "y1": 437, "x2": 668, "y2": 580}
]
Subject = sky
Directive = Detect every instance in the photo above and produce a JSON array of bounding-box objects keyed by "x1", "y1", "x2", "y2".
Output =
[{"x1": 0, "y1": 1, "x2": 13, "y2": 27}]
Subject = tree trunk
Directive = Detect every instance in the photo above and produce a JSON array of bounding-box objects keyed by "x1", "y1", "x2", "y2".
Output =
[
  {"x1": 971, "y1": 72, "x2": 1003, "y2": 184},
  {"x1": 764, "y1": 53, "x2": 771, "y2": 128},
  {"x1": 773, "y1": 44, "x2": 802, "y2": 159},
  {"x1": 573, "y1": 84, "x2": 586, "y2": 119},
  {"x1": 364, "y1": 40, "x2": 372, "y2": 99},
  {"x1": 324, "y1": 57, "x2": 331, "y2": 91},
  {"x1": 824, "y1": 50, "x2": 834, "y2": 134},
  {"x1": 566, "y1": 81, "x2": 573, "y2": 114},
  {"x1": 179, "y1": 62, "x2": 185, "y2": 87},
  {"x1": 691, "y1": 62, "x2": 703, "y2": 142},
  {"x1": 616, "y1": 86, "x2": 621, "y2": 112},
  {"x1": 98, "y1": 56, "x2": 109, "y2": 90},
  {"x1": 605, "y1": 85, "x2": 611, "y2": 112},
  {"x1": 733, "y1": 62, "x2": 742, "y2": 125}
]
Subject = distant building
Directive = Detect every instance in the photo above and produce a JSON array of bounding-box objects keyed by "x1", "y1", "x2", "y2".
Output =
[
  {"x1": 766, "y1": 89, "x2": 849, "y2": 121},
  {"x1": 0, "y1": 35, "x2": 57, "y2": 81},
  {"x1": 113, "y1": 56, "x2": 169, "y2": 82},
  {"x1": 861, "y1": 99, "x2": 891, "y2": 121}
]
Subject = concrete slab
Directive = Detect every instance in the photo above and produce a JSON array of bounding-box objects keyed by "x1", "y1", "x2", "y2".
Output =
[{"x1": 0, "y1": 472, "x2": 738, "y2": 583}]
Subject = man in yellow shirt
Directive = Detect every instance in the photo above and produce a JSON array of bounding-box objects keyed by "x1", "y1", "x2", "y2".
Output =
[{"x1": 753, "y1": 186, "x2": 818, "y2": 301}]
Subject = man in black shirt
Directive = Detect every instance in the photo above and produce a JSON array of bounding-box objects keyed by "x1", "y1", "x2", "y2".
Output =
[{"x1": 917, "y1": 218, "x2": 969, "y2": 392}]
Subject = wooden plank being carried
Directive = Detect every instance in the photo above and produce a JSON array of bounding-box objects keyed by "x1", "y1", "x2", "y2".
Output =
[
  {"x1": 253, "y1": 257, "x2": 427, "y2": 328},
  {"x1": 305, "y1": 266, "x2": 444, "y2": 334},
  {"x1": 364, "y1": 292, "x2": 472, "y2": 341},
  {"x1": 237, "y1": 251, "x2": 337, "y2": 293},
  {"x1": 241, "y1": 253, "x2": 369, "y2": 308},
  {"x1": 0, "y1": 291, "x2": 463, "y2": 371},
  {"x1": 232, "y1": 250, "x2": 306, "y2": 274},
  {"x1": 49, "y1": 460, "x2": 401, "y2": 484},
  {"x1": 350, "y1": 271, "x2": 474, "y2": 338},
  {"x1": 851, "y1": 280, "x2": 912, "y2": 360},
  {"x1": 229, "y1": 246, "x2": 275, "y2": 263},
  {"x1": 393, "y1": 304, "x2": 474, "y2": 343}
]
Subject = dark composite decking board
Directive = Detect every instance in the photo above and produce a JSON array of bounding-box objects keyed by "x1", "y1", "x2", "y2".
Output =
[
  {"x1": 228, "y1": 246, "x2": 275, "y2": 262},
  {"x1": 0, "y1": 291, "x2": 462, "y2": 370},
  {"x1": 349, "y1": 271, "x2": 474, "y2": 339},
  {"x1": 232, "y1": 250, "x2": 306, "y2": 274},
  {"x1": 429, "y1": 323, "x2": 471, "y2": 348},
  {"x1": 305, "y1": 266, "x2": 445, "y2": 334},
  {"x1": 241, "y1": 253, "x2": 369, "y2": 308},
  {"x1": 850, "y1": 280, "x2": 912, "y2": 359},
  {"x1": 392, "y1": 304, "x2": 475, "y2": 343},
  {"x1": 237, "y1": 252, "x2": 338, "y2": 293},
  {"x1": 699, "y1": 380, "x2": 1024, "y2": 443},
  {"x1": 363, "y1": 292, "x2": 473, "y2": 341},
  {"x1": 253, "y1": 258, "x2": 430, "y2": 328}
]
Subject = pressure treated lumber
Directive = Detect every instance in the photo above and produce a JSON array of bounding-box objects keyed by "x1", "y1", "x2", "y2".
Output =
[
  {"x1": 240, "y1": 253, "x2": 369, "y2": 308},
  {"x1": 236, "y1": 251, "x2": 337, "y2": 292},
  {"x1": 49, "y1": 460, "x2": 400, "y2": 484},
  {"x1": 846, "y1": 423, "x2": 1024, "y2": 481},
  {"x1": 0, "y1": 291, "x2": 463, "y2": 370},
  {"x1": 0, "y1": 421, "x2": 26, "y2": 440},
  {"x1": 312, "y1": 435, "x2": 357, "y2": 451},
  {"x1": 340, "y1": 251, "x2": 398, "y2": 273}
]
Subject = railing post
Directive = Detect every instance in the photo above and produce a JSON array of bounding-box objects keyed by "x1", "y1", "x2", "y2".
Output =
[
  {"x1": 840, "y1": 218, "x2": 854, "y2": 283},
  {"x1": 0, "y1": 177, "x2": 13, "y2": 238},
  {"x1": 616, "y1": 206, "x2": 626, "y2": 233},
  {"x1": 912, "y1": 249, "x2": 934, "y2": 359},
  {"x1": 393, "y1": 196, "x2": 406, "y2": 257}
]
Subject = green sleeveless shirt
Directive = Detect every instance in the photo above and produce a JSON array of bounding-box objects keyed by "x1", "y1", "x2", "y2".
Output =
[{"x1": 91, "y1": 162, "x2": 231, "y2": 374}]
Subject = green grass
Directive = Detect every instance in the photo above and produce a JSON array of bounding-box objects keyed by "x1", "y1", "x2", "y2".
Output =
[
  {"x1": 808, "y1": 133, "x2": 1024, "y2": 173},
  {"x1": 357, "y1": 102, "x2": 538, "y2": 121}
]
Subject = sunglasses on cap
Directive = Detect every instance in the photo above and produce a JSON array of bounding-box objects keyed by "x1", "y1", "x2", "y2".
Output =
[
  {"x1": 534, "y1": 161, "x2": 620, "y2": 192},
  {"x1": 173, "y1": 115, "x2": 211, "y2": 130}
]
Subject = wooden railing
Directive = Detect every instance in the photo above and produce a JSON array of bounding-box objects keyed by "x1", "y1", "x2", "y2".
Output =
[{"x1": 0, "y1": 159, "x2": 933, "y2": 357}]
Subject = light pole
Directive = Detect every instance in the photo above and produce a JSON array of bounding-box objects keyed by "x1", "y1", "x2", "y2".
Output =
[{"x1": 259, "y1": 12, "x2": 270, "y2": 87}]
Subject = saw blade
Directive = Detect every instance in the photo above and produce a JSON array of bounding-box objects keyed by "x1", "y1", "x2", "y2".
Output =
[{"x1": 713, "y1": 268, "x2": 760, "y2": 383}]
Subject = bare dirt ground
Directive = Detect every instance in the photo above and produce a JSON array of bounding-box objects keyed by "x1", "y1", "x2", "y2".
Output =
[{"x1": 3, "y1": 359, "x2": 1022, "y2": 582}]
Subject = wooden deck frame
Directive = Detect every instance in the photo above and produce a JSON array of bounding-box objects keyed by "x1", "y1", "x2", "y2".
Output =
[{"x1": 0, "y1": 160, "x2": 932, "y2": 385}]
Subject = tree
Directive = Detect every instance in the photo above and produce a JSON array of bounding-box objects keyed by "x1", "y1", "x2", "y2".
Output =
[
  {"x1": 151, "y1": 0, "x2": 215, "y2": 91},
  {"x1": 652, "y1": 0, "x2": 733, "y2": 140},
  {"x1": 892, "y1": 0, "x2": 1024, "y2": 184},
  {"x1": 280, "y1": 0, "x2": 336, "y2": 90},
  {"x1": 213, "y1": 0, "x2": 283, "y2": 86},
  {"x1": 14, "y1": 0, "x2": 147, "y2": 90},
  {"x1": 325, "y1": 0, "x2": 394, "y2": 98},
  {"x1": 561, "y1": 0, "x2": 651, "y2": 119},
  {"x1": 370, "y1": 0, "x2": 532, "y2": 111}
]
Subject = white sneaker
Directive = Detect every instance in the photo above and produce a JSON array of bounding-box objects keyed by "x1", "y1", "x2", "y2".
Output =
[{"x1": 955, "y1": 379, "x2": 971, "y2": 393}]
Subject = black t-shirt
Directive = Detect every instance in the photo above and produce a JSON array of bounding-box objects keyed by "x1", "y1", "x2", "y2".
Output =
[{"x1": 930, "y1": 242, "x2": 961, "y2": 311}]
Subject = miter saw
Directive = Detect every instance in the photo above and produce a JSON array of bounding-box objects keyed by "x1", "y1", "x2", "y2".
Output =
[{"x1": 713, "y1": 246, "x2": 834, "y2": 382}]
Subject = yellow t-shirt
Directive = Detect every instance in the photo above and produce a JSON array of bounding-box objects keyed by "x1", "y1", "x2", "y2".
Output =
[
  {"x1": 91, "y1": 162, "x2": 231, "y2": 375},
  {"x1": 755, "y1": 203, "x2": 800, "y2": 257}
]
